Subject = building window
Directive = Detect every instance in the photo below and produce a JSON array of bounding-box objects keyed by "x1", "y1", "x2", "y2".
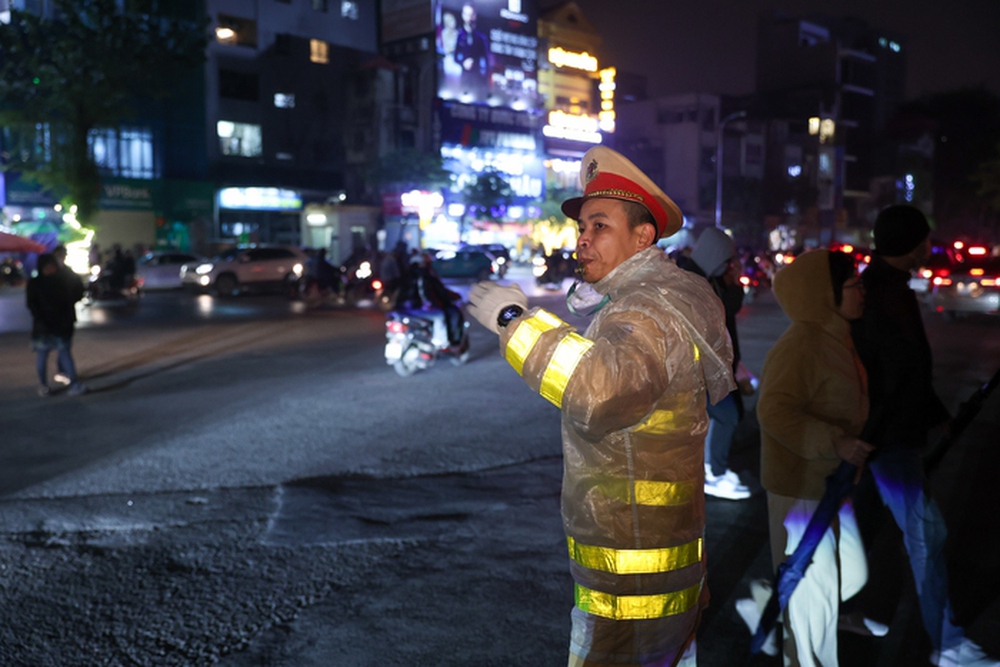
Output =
[
  {"x1": 313, "y1": 0, "x2": 328, "y2": 11},
  {"x1": 217, "y1": 120, "x2": 262, "y2": 158},
  {"x1": 12, "y1": 122, "x2": 53, "y2": 164},
  {"x1": 218, "y1": 69, "x2": 260, "y2": 101},
  {"x1": 310, "y1": 39, "x2": 329, "y2": 64},
  {"x1": 274, "y1": 93, "x2": 296, "y2": 108},
  {"x1": 341, "y1": 1, "x2": 358, "y2": 19},
  {"x1": 216, "y1": 14, "x2": 257, "y2": 48},
  {"x1": 89, "y1": 127, "x2": 155, "y2": 179}
]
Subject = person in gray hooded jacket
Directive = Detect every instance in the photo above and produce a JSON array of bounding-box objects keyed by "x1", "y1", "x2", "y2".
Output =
[{"x1": 677, "y1": 226, "x2": 752, "y2": 500}]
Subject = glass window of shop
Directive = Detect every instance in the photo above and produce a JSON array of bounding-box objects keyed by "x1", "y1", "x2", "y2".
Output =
[{"x1": 217, "y1": 121, "x2": 262, "y2": 158}]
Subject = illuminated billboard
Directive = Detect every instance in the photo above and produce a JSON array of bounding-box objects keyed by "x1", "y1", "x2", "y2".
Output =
[{"x1": 435, "y1": 0, "x2": 540, "y2": 111}]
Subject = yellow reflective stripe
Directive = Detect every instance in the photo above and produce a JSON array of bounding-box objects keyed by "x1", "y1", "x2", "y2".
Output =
[
  {"x1": 575, "y1": 581, "x2": 703, "y2": 620},
  {"x1": 567, "y1": 536, "x2": 703, "y2": 575},
  {"x1": 633, "y1": 409, "x2": 680, "y2": 435},
  {"x1": 504, "y1": 310, "x2": 563, "y2": 376},
  {"x1": 600, "y1": 478, "x2": 696, "y2": 507},
  {"x1": 539, "y1": 333, "x2": 593, "y2": 408},
  {"x1": 633, "y1": 479, "x2": 696, "y2": 506}
]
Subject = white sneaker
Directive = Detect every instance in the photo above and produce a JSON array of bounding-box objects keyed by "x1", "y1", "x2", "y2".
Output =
[
  {"x1": 932, "y1": 638, "x2": 999, "y2": 667},
  {"x1": 735, "y1": 597, "x2": 778, "y2": 656},
  {"x1": 705, "y1": 468, "x2": 751, "y2": 500},
  {"x1": 67, "y1": 383, "x2": 88, "y2": 396},
  {"x1": 53, "y1": 373, "x2": 71, "y2": 385},
  {"x1": 838, "y1": 610, "x2": 889, "y2": 637}
]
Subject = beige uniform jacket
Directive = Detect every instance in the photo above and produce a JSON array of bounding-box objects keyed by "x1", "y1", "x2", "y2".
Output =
[{"x1": 498, "y1": 247, "x2": 734, "y2": 665}]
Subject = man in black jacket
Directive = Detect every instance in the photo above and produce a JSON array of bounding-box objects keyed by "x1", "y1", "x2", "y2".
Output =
[
  {"x1": 26, "y1": 253, "x2": 88, "y2": 396},
  {"x1": 852, "y1": 205, "x2": 995, "y2": 666}
]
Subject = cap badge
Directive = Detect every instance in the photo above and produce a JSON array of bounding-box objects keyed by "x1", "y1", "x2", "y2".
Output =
[{"x1": 584, "y1": 158, "x2": 599, "y2": 185}]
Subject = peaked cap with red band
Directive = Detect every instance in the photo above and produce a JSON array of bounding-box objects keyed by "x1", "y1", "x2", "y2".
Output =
[{"x1": 561, "y1": 146, "x2": 684, "y2": 239}]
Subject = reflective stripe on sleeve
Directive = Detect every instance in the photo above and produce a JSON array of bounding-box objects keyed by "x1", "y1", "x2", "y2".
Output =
[
  {"x1": 567, "y1": 536, "x2": 703, "y2": 575},
  {"x1": 539, "y1": 333, "x2": 593, "y2": 408},
  {"x1": 574, "y1": 580, "x2": 703, "y2": 621},
  {"x1": 600, "y1": 478, "x2": 697, "y2": 507},
  {"x1": 504, "y1": 310, "x2": 563, "y2": 376}
]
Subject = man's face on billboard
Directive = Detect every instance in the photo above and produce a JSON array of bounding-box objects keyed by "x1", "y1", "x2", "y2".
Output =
[{"x1": 462, "y1": 4, "x2": 476, "y2": 27}]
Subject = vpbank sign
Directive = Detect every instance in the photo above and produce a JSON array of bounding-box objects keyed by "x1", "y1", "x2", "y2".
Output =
[{"x1": 101, "y1": 181, "x2": 154, "y2": 210}]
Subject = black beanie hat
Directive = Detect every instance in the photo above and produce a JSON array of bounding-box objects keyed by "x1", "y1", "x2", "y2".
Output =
[{"x1": 873, "y1": 205, "x2": 930, "y2": 257}]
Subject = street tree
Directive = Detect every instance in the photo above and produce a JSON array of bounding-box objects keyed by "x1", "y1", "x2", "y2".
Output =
[
  {"x1": 457, "y1": 167, "x2": 513, "y2": 241},
  {"x1": 0, "y1": 0, "x2": 208, "y2": 224},
  {"x1": 524, "y1": 183, "x2": 577, "y2": 255},
  {"x1": 972, "y1": 142, "x2": 1000, "y2": 241},
  {"x1": 369, "y1": 148, "x2": 453, "y2": 194},
  {"x1": 890, "y1": 87, "x2": 1000, "y2": 236}
]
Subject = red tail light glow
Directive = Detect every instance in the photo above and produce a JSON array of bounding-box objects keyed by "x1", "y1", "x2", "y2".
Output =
[
  {"x1": 968, "y1": 246, "x2": 988, "y2": 256},
  {"x1": 371, "y1": 279, "x2": 383, "y2": 290},
  {"x1": 386, "y1": 320, "x2": 407, "y2": 334}
]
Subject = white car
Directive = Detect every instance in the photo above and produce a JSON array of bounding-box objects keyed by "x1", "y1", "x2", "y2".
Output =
[
  {"x1": 180, "y1": 245, "x2": 307, "y2": 297},
  {"x1": 135, "y1": 251, "x2": 204, "y2": 290}
]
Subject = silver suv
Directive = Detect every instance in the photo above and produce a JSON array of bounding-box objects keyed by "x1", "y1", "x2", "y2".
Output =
[{"x1": 180, "y1": 245, "x2": 306, "y2": 297}]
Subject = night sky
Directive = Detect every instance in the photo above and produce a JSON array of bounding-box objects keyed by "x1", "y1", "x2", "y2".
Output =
[{"x1": 543, "y1": 0, "x2": 1000, "y2": 102}]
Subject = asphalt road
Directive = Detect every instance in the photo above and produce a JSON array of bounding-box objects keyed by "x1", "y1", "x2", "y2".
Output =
[{"x1": 0, "y1": 266, "x2": 997, "y2": 666}]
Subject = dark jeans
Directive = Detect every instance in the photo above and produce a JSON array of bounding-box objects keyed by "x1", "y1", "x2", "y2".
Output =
[
  {"x1": 36, "y1": 344, "x2": 77, "y2": 387},
  {"x1": 705, "y1": 392, "x2": 739, "y2": 476}
]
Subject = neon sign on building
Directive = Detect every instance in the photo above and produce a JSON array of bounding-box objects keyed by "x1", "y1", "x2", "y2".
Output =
[
  {"x1": 598, "y1": 67, "x2": 616, "y2": 132},
  {"x1": 547, "y1": 47, "x2": 598, "y2": 72},
  {"x1": 542, "y1": 110, "x2": 602, "y2": 144}
]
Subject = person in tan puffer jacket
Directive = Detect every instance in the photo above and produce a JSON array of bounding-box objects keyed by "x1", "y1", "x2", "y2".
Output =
[{"x1": 757, "y1": 249, "x2": 874, "y2": 666}]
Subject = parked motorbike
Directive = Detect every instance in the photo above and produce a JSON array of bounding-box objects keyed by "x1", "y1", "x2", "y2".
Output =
[{"x1": 384, "y1": 306, "x2": 470, "y2": 377}]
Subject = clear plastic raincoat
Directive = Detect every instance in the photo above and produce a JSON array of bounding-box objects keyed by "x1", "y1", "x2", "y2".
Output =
[{"x1": 497, "y1": 247, "x2": 734, "y2": 665}]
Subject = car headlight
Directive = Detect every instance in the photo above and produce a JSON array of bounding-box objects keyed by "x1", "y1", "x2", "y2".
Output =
[
  {"x1": 195, "y1": 263, "x2": 214, "y2": 275},
  {"x1": 292, "y1": 262, "x2": 303, "y2": 277}
]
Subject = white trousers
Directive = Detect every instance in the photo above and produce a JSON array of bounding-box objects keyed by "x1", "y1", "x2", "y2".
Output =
[{"x1": 768, "y1": 493, "x2": 868, "y2": 667}]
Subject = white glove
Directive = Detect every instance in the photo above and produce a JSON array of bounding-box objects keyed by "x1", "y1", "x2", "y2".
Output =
[{"x1": 466, "y1": 281, "x2": 528, "y2": 335}]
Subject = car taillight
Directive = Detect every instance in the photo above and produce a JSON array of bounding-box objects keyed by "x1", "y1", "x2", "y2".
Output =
[
  {"x1": 933, "y1": 277, "x2": 953, "y2": 286},
  {"x1": 372, "y1": 279, "x2": 383, "y2": 290},
  {"x1": 982, "y1": 278, "x2": 998, "y2": 287},
  {"x1": 970, "y1": 268, "x2": 985, "y2": 276},
  {"x1": 739, "y1": 275, "x2": 751, "y2": 287},
  {"x1": 386, "y1": 320, "x2": 407, "y2": 334}
]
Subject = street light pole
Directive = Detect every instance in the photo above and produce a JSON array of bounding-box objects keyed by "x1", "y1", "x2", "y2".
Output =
[{"x1": 715, "y1": 110, "x2": 747, "y2": 228}]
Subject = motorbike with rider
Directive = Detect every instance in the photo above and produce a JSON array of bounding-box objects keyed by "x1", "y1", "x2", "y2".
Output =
[{"x1": 384, "y1": 252, "x2": 469, "y2": 376}]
